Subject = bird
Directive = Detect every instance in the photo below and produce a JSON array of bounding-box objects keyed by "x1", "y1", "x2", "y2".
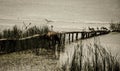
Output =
[
  {"x1": 23, "y1": 21, "x2": 31, "y2": 30},
  {"x1": 44, "y1": 19, "x2": 53, "y2": 24}
]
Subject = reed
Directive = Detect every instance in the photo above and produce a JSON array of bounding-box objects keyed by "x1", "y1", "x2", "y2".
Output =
[
  {"x1": 0, "y1": 25, "x2": 50, "y2": 54},
  {"x1": 22, "y1": 25, "x2": 49, "y2": 37},
  {"x1": 1, "y1": 25, "x2": 49, "y2": 39},
  {"x1": 62, "y1": 40, "x2": 120, "y2": 71},
  {"x1": 110, "y1": 22, "x2": 120, "y2": 32},
  {"x1": 2, "y1": 25, "x2": 22, "y2": 39}
]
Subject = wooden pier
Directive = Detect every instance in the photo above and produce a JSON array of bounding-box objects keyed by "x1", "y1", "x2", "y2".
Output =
[
  {"x1": 0, "y1": 30, "x2": 110, "y2": 54},
  {"x1": 58, "y1": 30, "x2": 110, "y2": 44}
]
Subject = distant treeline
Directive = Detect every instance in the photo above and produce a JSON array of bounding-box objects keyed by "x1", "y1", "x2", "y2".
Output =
[
  {"x1": 110, "y1": 22, "x2": 120, "y2": 32},
  {"x1": 0, "y1": 25, "x2": 49, "y2": 39}
]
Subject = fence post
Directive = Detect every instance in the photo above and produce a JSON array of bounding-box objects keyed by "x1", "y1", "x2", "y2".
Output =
[
  {"x1": 76, "y1": 33, "x2": 78, "y2": 40},
  {"x1": 69, "y1": 33, "x2": 70, "y2": 43},
  {"x1": 63, "y1": 34, "x2": 65, "y2": 44},
  {"x1": 72, "y1": 33, "x2": 74, "y2": 42}
]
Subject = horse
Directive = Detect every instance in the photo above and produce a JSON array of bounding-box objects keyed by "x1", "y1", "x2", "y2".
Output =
[
  {"x1": 43, "y1": 31, "x2": 60, "y2": 44},
  {"x1": 88, "y1": 27, "x2": 95, "y2": 31}
]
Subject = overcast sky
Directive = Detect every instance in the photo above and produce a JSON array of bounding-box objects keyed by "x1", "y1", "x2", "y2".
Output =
[{"x1": 0, "y1": 0, "x2": 120, "y2": 22}]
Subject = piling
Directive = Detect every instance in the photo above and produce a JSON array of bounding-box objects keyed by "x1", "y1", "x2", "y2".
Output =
[
  {"x1": 59, "y1": 33, "x2": 62, "y2": 44},
  {"x1": 69, "y1": 33, "x2": 70, "y2": 43},
  {"x1": 63, "y1": 34, "x2": 65, "y2": 44},
  {"x1": 76, "y1": 33, "x2": 78, "y2": 40},
  {"x1": 72, "y1": 33, "x2": 74, "y2": 42},
  {"x1": 81, "y1": 32, "x2": 85, "y2": 39}
]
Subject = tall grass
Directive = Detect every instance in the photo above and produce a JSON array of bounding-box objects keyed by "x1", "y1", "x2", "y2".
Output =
[
  {"x1": 61, "y1": 40, "x2": 120, "y2": 71},
  {"x1": 22, "y1": 26, "x2": 49, "y2": 37},
  {"x1": 2, "y1": 25, "x2": 22, "y2": 39},
  {"x1": 0, "y1": 25, "x2": 49, "y2": 39},
  {"x1": 110, "y1": 22, "x2": 120, "y2": 32},
  {"x1": 0, "y1": 25, "x2": 50, "y2": 54}
]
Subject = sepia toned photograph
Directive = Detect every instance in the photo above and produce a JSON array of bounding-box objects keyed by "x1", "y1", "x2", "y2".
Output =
[{"x1": 0, "y1": 0, "x2": 120, "y2": 71}]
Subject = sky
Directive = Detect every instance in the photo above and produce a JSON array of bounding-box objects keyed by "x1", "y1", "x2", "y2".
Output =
[{"x1": 0, "y1": 0, "x2": 120, "y2": 22}]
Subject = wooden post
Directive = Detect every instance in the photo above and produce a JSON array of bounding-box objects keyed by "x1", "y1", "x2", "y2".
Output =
[
  {"x1": 59, "y1": 33, "x2": 62, "y2": 44},
  {"x1": 86, "y1": 32, "x2": 88, "y2": 38},
  {"x1": 76, "y1": 33, "x2": 78, "y2": 40},
  {"x1": 63, "y1": 34, "x2": 65, "y2": 44},
  {"x1": 89, "y1": 32, "x2": 91, "y2": 37},
  {"x1": 91, "y1": 32, "x2": 94, "y2": 37},
  {"x1": 69, "y1": 33, "x2": 70, "y2": 43},
  {"x1": 0, "y1": 41, "x2": 1, "y2": 52},
  {"x1": 95, "y1": 31, "x2": 96, "y2": 36},
  {"x1": 81, "y1": 32, "x2": 85, "y2": 39},
  {"x1": 72, "y1": 33, "x2": 74, "y2": 42},
  {"x1": 88, "y1": 32, "x2": 89, "y2": 38},
  {"x1": 96, "y1": 31, "x2": 98, "y2": 36},
  {"x1": 81, "y1": 32, "x2": 83, "y2": 39},
  {"x1": 84, "y1": 32, "x2": 86, "y2": 38},
  {"x1": 99, "y1": 31, "x2": 101, "y2": 35}
]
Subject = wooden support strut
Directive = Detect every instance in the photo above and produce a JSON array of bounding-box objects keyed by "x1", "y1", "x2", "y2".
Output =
[
  {"x1": 76, "y1": 33, "x2": 78, "y2": 40},
  {"x1": 72, "y1": 33, "x2": 74, "y2": 42},
  {"x1": 69, "y1": 33, "x2": 70, "y2": 43},
  {"x1": 86, "y1": 32, "x2": 88, "y2": 38},
  {"x1": 81, "y1": 32, "x2": 85, "y2": 39},
  {"x1": 60, "y1": 33, "x2": 62, "y2": 44},
  {"x1": 63, "y1": 34, "x2": 65, "y2": 44},
  {"x1": 87, "y1": 32, "x2": 89, "y2": 38}
]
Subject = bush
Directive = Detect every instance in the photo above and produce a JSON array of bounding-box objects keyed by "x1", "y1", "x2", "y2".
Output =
[
  {"x1": 22, "y1": 25, "x2": 49, "y2": 37},
  {"x1": 1, "y1": 25, "x2": 49, "y2": 39},
  {"x1": 110, "y1": 22, "x2": 120, "y2": 32},
  {"x1": 2, "y1": 26, "x2": 22, "y2": 39}
]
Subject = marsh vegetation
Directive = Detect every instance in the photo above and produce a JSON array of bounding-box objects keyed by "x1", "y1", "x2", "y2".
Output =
[
  {"x1": 110, "y1": 22, "x2": 120, "y2": 32},
  {"x1": 0, "y1": 24, "x2": 120, "y2": 71},
  {"x1": 0, "y1": 25, "x2": 49, "y2": 39},
  {"x1": 60, "y1": 39, "x2": 120, "y2": 71}
]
